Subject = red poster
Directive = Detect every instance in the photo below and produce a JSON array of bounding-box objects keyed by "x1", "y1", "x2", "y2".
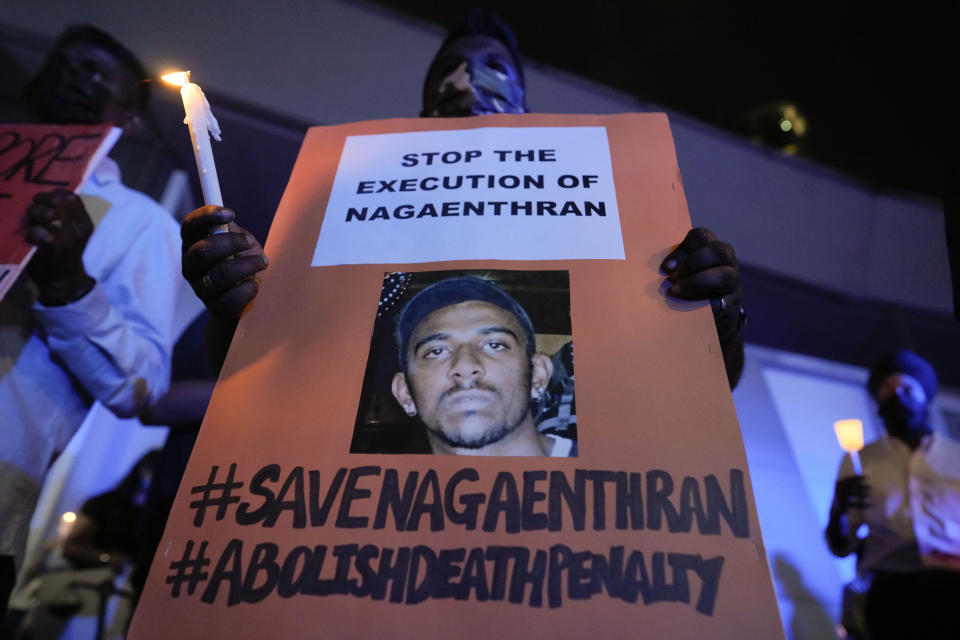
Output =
[
  {"x1": 131, "y1": 113, "x2": 782, "y2": 639},
  {"x1": 0, "y1": 123, "x2": 119, "y2": 300}
]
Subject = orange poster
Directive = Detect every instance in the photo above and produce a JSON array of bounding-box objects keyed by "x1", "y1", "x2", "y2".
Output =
[
  {"x1": 0, "y1": 122, "x2": 119, "y2": 300},
  {"x1": 131, "y1": 113, "x2": 782, "y2": 639}
]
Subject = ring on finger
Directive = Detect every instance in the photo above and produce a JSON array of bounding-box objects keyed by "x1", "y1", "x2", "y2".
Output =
[
  {"x1": 711, "y1": 297, "x2": 727, "y2": 316},
  {"x1": 201, "y1": 272, "x2": 220, "y2": 295}
]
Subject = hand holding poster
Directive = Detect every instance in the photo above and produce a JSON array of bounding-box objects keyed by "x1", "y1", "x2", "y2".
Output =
[
  {"x1": 0, "y1": 123, "x2": 120, "y2": 300},
  {"x1": 132, "y1": 113, "x2": 782, "y2": 639}
]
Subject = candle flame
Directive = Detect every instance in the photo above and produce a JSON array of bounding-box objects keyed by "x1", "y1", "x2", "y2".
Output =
[
  {"x1": 833, "y1": 419, "x2": 864, "y2": 453},
  {"x1": 161, "y1": 71, "x2": 191, "y2": 87},
  {"x1": 62, "y1": 511, "x2": 77, "y2": 524}
]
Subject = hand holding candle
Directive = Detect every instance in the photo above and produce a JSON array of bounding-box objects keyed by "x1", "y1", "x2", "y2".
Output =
[{"x1": 834, "y1": 418, "x2": 864, "y2": 475}]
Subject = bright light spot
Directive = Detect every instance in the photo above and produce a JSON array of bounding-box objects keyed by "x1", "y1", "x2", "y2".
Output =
[
  {"x1": 792, "y1": 116, "x2": 808, "y2": 136},
  {"x1": 161, "y1": 71, "x2": 191, "y2": 87},
  {"x1": 779, "y1": 118, "x2": 793, "y2": 132},
  {"x1": 61, "y1": 511, "x2": 77, "y2": 524},
  {"x1": 834, "y1": 419, "x2": 864, "y2": 452}
]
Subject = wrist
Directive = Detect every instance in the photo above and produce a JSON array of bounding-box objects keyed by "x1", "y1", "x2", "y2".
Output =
[
  {"x1": 716, "y1": 304, "x2": 747, "y2": 344},
  {"x1": 37, "y1": 273, "x2": 95, "y2": 306},
  {"x1": 829, "y1": 499, "x2": 848, "y2": 519}
]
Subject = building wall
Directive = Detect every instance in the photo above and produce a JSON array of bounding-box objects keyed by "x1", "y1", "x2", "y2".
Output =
[{"x1": 0, "y1": 0, "x2": 949, "y2": 314}]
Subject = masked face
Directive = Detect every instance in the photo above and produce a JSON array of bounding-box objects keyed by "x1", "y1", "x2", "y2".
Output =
[
  {"x1": 422, "y1": 34, "x2": 526, "y2": 117},
  {"x1": 875, "y1": 373, "x2": 931, "y2": 442},
  {"x1": 27, "y1": 41, "x2": 138, "y2": 127}
]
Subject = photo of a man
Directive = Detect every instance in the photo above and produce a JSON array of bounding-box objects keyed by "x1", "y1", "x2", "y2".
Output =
[{"x1": 351, "y1": 270, "x2": 576, "y2": 457}]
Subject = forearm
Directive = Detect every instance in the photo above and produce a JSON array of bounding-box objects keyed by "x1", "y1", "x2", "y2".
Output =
[
  {"x1": 35, "y1": 272, "x2": 96, "y2": 307},
  {"x1": 206, "y1": 313, "x2": 239, "y2": 374},
  {"x1": 825, "y1": 504, "x2": 855, "y2": 557},
  {"x1": 721, "y1": 331, "x2": 744, "y2": 389},
  {"x1": 141, "y1": 380, "x2": 215, "y2": 428},
  {"x1": 35, "y1": 283, "x2": 171, "y2": 418}
]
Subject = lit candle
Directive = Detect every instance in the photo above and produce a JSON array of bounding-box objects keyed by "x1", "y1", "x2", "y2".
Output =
[
  {"x1": 58, "y1": 511, "x2": 77, "y2": 538},
  {"x1": 833, "y1": 419, "x2": 864, "y2": 474},
  {"x1": 162, "y1": 71, "x2": 227, "y2": 230}
]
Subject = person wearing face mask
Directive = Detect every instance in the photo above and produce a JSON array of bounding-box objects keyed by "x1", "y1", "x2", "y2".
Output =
[
  {"x1": 181, "y1": 9, "x2": 746, "y2": 390},
  {"x1": 419, "y1": 13, "x2": 528, "y2": 118},
  {"x1": 1, "y1": 26, "x2": 198, "y2": 621},
  {"x1": 826, "y1": 350, "x2": 960, "y2": 640}
]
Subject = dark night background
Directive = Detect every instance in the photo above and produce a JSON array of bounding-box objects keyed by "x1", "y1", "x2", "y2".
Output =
[
  {"x1": 3, "y1": 1, "x2": 955, "y2": 382},
  {"x1": 374, "y1": 1, "x2": 954, "y2": 199}
]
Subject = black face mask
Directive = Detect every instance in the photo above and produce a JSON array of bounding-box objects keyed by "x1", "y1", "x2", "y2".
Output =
[
  {"x1": 878, "y1": 394, "x2": 931, "y2": 441},
  {"x1": 26, "y1": 60, "x2": 112, "y2": 125}
]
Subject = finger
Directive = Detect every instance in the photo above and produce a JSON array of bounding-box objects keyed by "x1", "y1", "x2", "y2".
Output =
[
  {"x1": 203, "y1": 254, "x2": 269, "y2": 292},
  {"x1": 209, "y1": 279, "x2": 260, "y2": 318},
  {"x1": 848, "y1": 487, "x2": 869, "y2": 500},
  {"x1": 668, "y1": 242, "x2": 737, "y2": 282},
  {"x1": 31, "y1": 189, "x2": 75, "y2": 207},
  {"x1": 25, "y1": 225, "x2": 56, "y2": 247},
  {"x1": 713, "y1": 293, "x2": 745, "y2": 340},
  {"x1": 182, "y1": 232, "x2": 254, "y2": 279},
  {"x1": 837, "y1": 480, "x2": 866, "y2": 500},
  {"x1": 48, "y1": 188, "x2": 76, "y2": 200},
  {"x1": 710, "y1": 288, "x2": 744, "y2": 313},
  {"x1": 847, "y1": 477, "x2": 869, "y2": 491},
  {"x1": 226, "y1": 220, "x2": 245, "y2": 235},
  {"x1": 840, "y1": 480, "x2": 870, "y2": 504},
  {"x1": 660, "y1": 228, "x2": 718, "y2": 273},
  {"x1": 25, "y1": 203, "x2": 56, "y2": 225},
  {"x1": 666, "y1": 266, "x2": 740, "y2": 300},
  {"x1": 32, "y1": 191, "x2": 57, "y2": 207},
  {"x1": 181, "y1": 206, "x2": 236, "y2": 246}
]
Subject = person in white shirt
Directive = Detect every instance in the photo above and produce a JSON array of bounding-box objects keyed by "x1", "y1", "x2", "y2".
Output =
[
  {"x1": 826, "y1": 349, "x2": 960, "y2": 639},
  {"x1": 1, "y1": 25, "x2": 194, "y2": 619}
]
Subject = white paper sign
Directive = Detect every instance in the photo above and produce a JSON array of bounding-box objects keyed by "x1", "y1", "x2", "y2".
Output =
[{"x1": 312, "y1": 127, "x2": 625, "y2": 266}]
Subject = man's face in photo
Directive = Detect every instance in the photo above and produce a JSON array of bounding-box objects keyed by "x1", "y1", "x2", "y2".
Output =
[{"x1": 392, "y1": 300, "x2": 549, "y2": 453}]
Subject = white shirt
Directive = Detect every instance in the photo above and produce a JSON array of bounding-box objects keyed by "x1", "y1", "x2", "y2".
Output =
[
  {"x1": 909, "y1": 434, "x2": 960, "y2": 567},
  {"x1": 0, "y1": 158, "x2": 200, "y2": 567},
  {"x1": 837, "y1": 432, "x2": 960, "y2": 572}
]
